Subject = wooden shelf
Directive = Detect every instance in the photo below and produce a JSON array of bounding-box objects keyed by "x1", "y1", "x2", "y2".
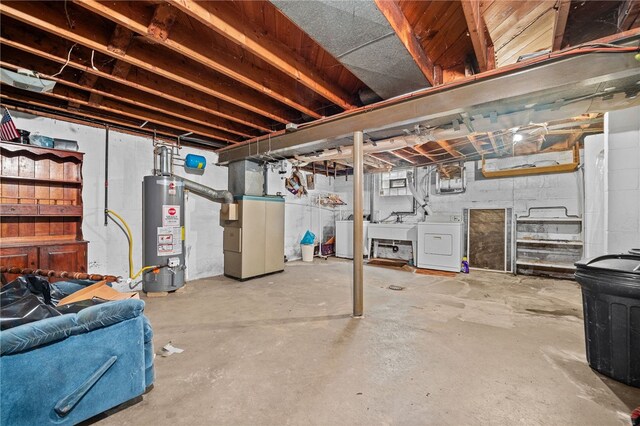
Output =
[
  {"x1": 516, "y1": 258, "x2": 576, "y2": 270},
  {"x1": 0, "y1": 236, "x2": 87, "y2": 246},
  {"x1": 1, "y1": 141, "x2": 87, "y2": 281},
  {"x1": 0, "y1": 203, "x2": 82, "y2": 216},
  {"x1": 517, "y1": 239, "x2": 583, "y2": 246},
  {"x1": 0, "y1": 175, "x2": 82, "y2": 185}
]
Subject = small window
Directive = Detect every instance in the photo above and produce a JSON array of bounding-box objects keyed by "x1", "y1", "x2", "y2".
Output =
[{"x1": 380, "y1": 169, "x2": 409, "y2": 196}]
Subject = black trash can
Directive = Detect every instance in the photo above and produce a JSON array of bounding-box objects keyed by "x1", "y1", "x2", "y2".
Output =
[{"x1": 575, "y1": 254, "x2": 640, "y2": 387}]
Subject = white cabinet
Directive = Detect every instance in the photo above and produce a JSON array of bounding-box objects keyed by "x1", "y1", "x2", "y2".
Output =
[{"x1": 335, "y1": 220, "x2": 369, "y2": 259}]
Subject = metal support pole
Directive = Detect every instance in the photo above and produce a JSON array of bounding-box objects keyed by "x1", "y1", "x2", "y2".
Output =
[{"x1": 353, "y1": 130, "x2": 364, "y2": 317}]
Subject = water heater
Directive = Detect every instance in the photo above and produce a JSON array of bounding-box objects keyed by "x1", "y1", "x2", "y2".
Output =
[{"x1": 142, "y1": 175, "x2": 185, "y2": 292}]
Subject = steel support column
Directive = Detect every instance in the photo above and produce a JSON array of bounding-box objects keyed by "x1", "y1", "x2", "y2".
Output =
[{"x1": 353, "y1": 130, "x2": 364, "y2": 317}]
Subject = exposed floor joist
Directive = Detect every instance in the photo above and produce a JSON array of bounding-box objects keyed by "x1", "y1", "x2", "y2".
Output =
[
  {"x1": 460, "y1": 0, "x2": 495, "y2": 71},
  {"x1": 0, "y1": 1, "x2": 299, "y2": 125},
  {"x1": 0, "y1": 26, "x2": 274, "y2": 134},
  {"x1": 0, "y1": 54, "x2": 256, "y2": 139},
  {"x1": 72, "y1": 0, "x2": 324, "y2": 119},
  {"x1": 169, "y1": 0, "x2": 357, "y2": 110},
  {"x1": 552, "y1": 0, "x2": 571, "y2": 51},
  {"x1": 374, "y1": 0, "x2": 438, "y2": 86}
]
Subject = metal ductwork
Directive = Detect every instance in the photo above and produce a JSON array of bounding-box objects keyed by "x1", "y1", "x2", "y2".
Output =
[
  {"x1": 182, "y1": 177, "x2": 234, "y2": 204},
  {"x1": 271, "y1": 0, "x2": 429, "y2": 100}
]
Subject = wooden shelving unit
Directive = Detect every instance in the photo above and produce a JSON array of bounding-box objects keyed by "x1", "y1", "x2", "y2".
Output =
[
  {"x1": 515, "y1": 207, "x2": 582, "y2": 279},
  {"x1": 0, "y1": 141, "x2": 88, "y2": 283}
]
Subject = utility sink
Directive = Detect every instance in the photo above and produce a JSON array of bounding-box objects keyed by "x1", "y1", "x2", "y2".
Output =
[{"x1": 367, "y1": 223, "x2": 418, "y2": 265}]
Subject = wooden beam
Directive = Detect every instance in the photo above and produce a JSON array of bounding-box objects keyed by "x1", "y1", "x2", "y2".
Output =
[
  {"x1": 618, "y1": 0, "x2": 640, "y2": 31},
  {"x1": 107, "y1": 25, "x2": 134, "y2": 56},
  {"x1": 366, "y1": 154, "x2": 394, "y2": 166},
  {"x1": 0, "y1": 91, "x2": 185, "y2": 140},
  {"x1": 0, "y1": 29, "x2": 273, "y2": 133},
  {"x1": 0, "y1": 53, "x2": 257, "y2": 139},
  {"x1": 411, "y1": 145, "x2": 437, "y2": 163},
  {"x1": 460, "y1": 0, "x2": 495, "y2": 71},
  {"x1": 486, "y1": 132, "x2": 499, "y2": 154},
  {"x1": 148, "y1": 4, "x2": 178, "y2": 42},
  {"x1": 1, "y1": 103, "x2": 192, "y2": 147},
  {"x1": 38, "y1": 84, "x2": 237, "y2": 143},
  {"x1": 552, "y1": 0, "x2": 571, "y2": 51},
  {"x1": 466, "y1": 134, "x2": 484, "y2": 154},
  {"x1": 169, "y1": 0, "x2": 358, "y2": 110},
  {"x1": 72, "y1": 0, "x2": 324, "y2": 119},
  {"x1": 0, "y1": 1, "x2": 298, "y2": 124},
  {"x1": 389, "y1": 149, "x2": 417, "y2": 165},
  {"x1": 0, "y1": 82, "x2": 237, "y2": 143},
  {"x1": 435, "y1": 140, "x2": 462, "y2": 158},
  {"x1": 373, "y1": 0, "x2": 438, "y2": 86}
]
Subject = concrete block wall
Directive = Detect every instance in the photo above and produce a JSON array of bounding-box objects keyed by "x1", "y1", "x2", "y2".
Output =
[
  {"x1": 583, "y1": 134, "x2": 605, "y2": 258},
  {"x1": 604, "y1": 105, "x2": 640, "y2": 254},
  {"x1": 343, "y1": 150, "x2": 582, "y2": 224},
  {"x1": 265, "y1": 164, "x2": 337, "y2": 260},
  {"x1": 10, "y1": 112, "x2": 227, "y2": 290}
]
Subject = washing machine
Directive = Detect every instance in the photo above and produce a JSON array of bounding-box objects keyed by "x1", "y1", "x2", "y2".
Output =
[{"x1": 417, "y1": 217, "x2": 462, "y2": 272}]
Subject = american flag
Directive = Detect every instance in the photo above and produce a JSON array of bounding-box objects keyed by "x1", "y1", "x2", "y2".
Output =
[{"x1": 1, "y1": 108, "x2": 20, "y2": 141}]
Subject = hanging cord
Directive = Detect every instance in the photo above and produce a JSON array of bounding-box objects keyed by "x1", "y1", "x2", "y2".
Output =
[
  {"x1": 90, "y1": 50, "x2": 99, "y2": 71},
  {"x1": 52, "y1": 43, "x2": 77, "y2": 77},
  {"x1": 105, "y1": 209, "x2": 160, "y2": 280}
]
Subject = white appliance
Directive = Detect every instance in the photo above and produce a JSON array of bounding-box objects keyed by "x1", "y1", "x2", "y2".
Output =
[
  {"x1": 367, "y1": 223, "x2": 418, "y2": 265},
  {"x1": 335, "y1": 220, "x2": 369, "y2": 259},
  {"x1": 417, "y1": 220, "x2": 463, "y2": 272}
]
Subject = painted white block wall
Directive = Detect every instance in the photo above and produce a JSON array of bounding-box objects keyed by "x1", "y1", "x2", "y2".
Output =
[
  {"x1": 10, "y1": 112, "x2": 228, "y2": 290},
  {"x1": 265, "y1": 163, "x2": 336, "y2": 260},
  {"x1": 348, "y1": 150, "x2": 582, "y2": 223},
  {"x1": 583, "y1": 134, "x2": 606, "y2": 258},
  {"x1": 604, "y1": 105, "x2": 640, "y2": 254}
]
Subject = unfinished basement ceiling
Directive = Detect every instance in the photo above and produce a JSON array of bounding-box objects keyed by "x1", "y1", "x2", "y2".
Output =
[
  {"x1": 271, "y1": 0, "x2": 430, "y2": 99},
  {"x1": 0, "y1": 0, "x2": 639, "y2": 160}
]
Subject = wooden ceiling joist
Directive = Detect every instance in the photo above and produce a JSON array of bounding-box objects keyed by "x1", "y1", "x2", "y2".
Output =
[
  {"x1": 460, "y1": 0, "x2": 495, "y2": 71},
  {"x1": 411, "y1": 145, "x2": 437, "y2": 163},
  {"x1": 486, "y1": 132, "x2": 500, "y2": 154},
  {"x1": 0, "y1": 92, "x2": 193, "y2": 141},
  {"x1": 0, "y1": 28, "x2": 274, "y2": 133},
  {"x1": 618, "y1": 0, "x2": 640, "y2": 31},
  {"x1": 1, "y1": 83, "x2": 237, "y2": 144},
  {"x1": 387, "y1": 150, "x2": 417, "y2": 164},
  {"x1": 0, "y1": 57, "x2": 256, "y2": 139},
  {"x1": 552, "y1": 0, "x2": 571, "y2": 51},
  {"x1": 466, "y1": 134, "x2": 485, "y2": 154},
  {"x1": 0, "y1": 1, "x2": 298, "y2": 125},
  {"x1": 169, "y1": 0, "x2": 357, "y2": 110},
  {"x1": 435, "y1": 140, "x2": 462, "y2": 158},
  {"x1": 374, "y1": 0, "x2": 438, "y2": 86},
  {"x1": 147, "y1": 3, "x2": 178, "y2": 42},
  {"x1": 72, "y1": 0, "x2": 324, "y2": 120}
]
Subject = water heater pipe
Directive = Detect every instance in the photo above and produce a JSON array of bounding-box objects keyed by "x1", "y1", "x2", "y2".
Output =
[{"x1": 157, "y1": 146, "x2": 233, "y2": 204}]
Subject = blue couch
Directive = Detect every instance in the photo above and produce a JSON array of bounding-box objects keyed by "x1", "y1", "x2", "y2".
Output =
[{"x1": 0, "y1": 293, "x2": 155, "y2": 425}]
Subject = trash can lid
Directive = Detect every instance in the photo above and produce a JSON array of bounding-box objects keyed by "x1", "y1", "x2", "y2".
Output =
[{"x1": 575, "y1": 254, "x2": 640, "y2": 274}]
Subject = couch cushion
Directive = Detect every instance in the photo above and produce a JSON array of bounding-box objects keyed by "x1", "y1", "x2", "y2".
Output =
[
  {"x1": 71, "y1": 299, "x2": 145, "y2": 335},
  {"x1": 1, "y1": 314, "x2": 77, "y2": 355}
]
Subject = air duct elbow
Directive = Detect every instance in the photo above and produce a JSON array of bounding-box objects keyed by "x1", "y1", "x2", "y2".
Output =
[{"x1": 181, "y1": 177, "x2": 234, "y2": 204}]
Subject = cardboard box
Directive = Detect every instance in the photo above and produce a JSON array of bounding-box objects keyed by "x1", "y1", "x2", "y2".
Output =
[{"x1": 57, "y1": 281, "x2": 139, "y2": 306}]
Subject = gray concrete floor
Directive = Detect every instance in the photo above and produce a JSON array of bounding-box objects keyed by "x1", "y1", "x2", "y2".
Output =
[{"x1": 100, "y1": 258, "x2": 639, "y2": 425}]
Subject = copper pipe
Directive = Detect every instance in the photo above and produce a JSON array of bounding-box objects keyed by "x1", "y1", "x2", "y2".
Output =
[{"x1": 1, "y1": 266, "x2": 121, "y2": 282}]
